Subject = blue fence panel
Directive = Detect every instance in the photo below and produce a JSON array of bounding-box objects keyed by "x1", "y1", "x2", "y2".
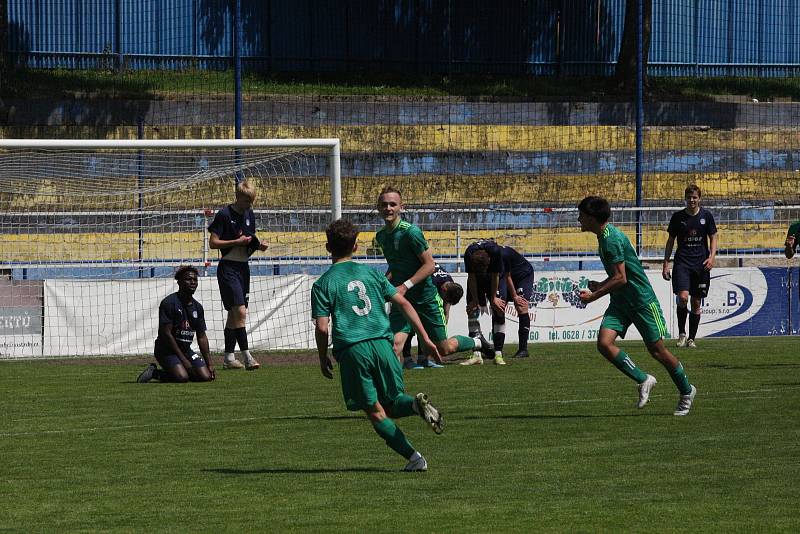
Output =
[{"x1": 6, "y1": 0, "x2": 800, "y2": 75}]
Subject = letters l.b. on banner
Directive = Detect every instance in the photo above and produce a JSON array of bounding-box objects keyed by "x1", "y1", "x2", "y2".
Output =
[{"x1": 0, "y1": 279, "x2": 43, "y2": 357}]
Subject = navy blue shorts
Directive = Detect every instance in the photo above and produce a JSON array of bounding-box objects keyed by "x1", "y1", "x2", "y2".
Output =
[
  {"x1": 672, "y1": 263, "x2": 710, "y2": 298},
  {"x1": 499, "y1": 271, "x2": 535, "y2": 302},
  {"x1": 217, "y1": 260, "x2": 250, "y2": 310},
  {"x1": 155, "y1": 351, "x2": 207, "y2": 369}
]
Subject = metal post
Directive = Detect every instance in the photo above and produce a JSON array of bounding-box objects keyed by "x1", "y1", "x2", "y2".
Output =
[
  {"x1": 233, "y1": 0, "x2": 242, "y2": 141},
  {"x1": 330, "y1": 141, "x2": 342, "y2": 221},
  {"x1": 137, "y1": 116, "x2": 145, "y2": 278},
  {"x1": 635, "y1": 0, "x2": 644, "y2": 255}
]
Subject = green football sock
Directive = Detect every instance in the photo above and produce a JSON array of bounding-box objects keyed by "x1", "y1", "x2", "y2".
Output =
[
  {"x1": 372, "y1": 418, "x2": 415, "y2": 459},
  {"x1": 611, "y1": 350, "x2": 648, "y2": 383},
  {"x1": 454, "y1": 335, "x2": 478, "y2": 352},
  {"x1": 390, "y1": 394, "x2": 416, "y2": 418},
  {"x1": 668, "y1": 362, "x2": 692, "y2": 395}
]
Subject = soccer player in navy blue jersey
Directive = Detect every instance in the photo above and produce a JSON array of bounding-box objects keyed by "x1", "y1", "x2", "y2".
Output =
[
  {"x1": 662, "y1": 185, "x2": 718, "y2": 349},
  {"x1": 462, "y1": 239, "x2": 535, "y2": 364},
  {"x1": 208, "y1": 180, "x2": 268, "y2": 370},
  {"x1": 136, "y1": 265, "x2": 215, "y2": 383},
  {"x1": 401, "y1": 263, "x2": 464, "y2": 369}
]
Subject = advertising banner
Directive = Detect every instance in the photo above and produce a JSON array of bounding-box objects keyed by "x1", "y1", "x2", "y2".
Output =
[
  {"x1": 31, "y1": 267, "x2": 799, "y2": 358},
  {"x1": 0, "y1": 279, "x2": 43, "y2": 357}
]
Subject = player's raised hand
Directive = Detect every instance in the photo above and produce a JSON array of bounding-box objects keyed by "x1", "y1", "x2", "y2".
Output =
[
  {"x1": 579, "y1": 288, "x2": 594, "y2": 304},
  {"x1": 236, "y1": 234, "x2": 252, "y2": 246}
]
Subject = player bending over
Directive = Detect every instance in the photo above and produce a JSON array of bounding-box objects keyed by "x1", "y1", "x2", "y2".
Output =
[
  {"x1": 312, "y1": 219, "x2": 444, "y2": 471},
  {"x1": 401, "y1": 263, "x2": 464, "y2": 369},
  {"x1": 577, "y1": 196, "x2": 696, "y2": 416},
  {"x1": 137, "y1": 265, "x2": 215, "y2": 383},
  {"x1": 461, "y1": 239, "x2": 534, "y2": 365},
  {"x1": 374, "y1": 186, "x2": 494, "y2": 367}
]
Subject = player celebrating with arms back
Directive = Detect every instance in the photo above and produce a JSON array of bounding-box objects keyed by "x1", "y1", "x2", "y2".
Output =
[
  {"x1": 312, "y1": 219, "x2": 444, "y2": 471},
  {"x1": 578, "y1": 196, "x2": 696, "y2": 416},
  {"x1": 662, "y1": 185, "x2": 718, "y2": 348}
]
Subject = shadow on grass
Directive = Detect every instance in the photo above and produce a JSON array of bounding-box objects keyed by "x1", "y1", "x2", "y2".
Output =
[
  {"x1": 698, "y1": 363, "x2": 800, "y2": 370},
  {"x1": 462, "y1": 413, "x2": 655, "y2": 420},
  {"x1": 205, "y1": 467, "x2": 394, "y2": 475}
]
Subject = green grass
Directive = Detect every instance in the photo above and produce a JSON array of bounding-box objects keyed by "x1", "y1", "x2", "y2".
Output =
[
  {"x1": 3, "y1": 67, "x2": 800, "y2": 101},
  {"x1": 1, "y1": 337, "x2": 798, "y2": 532}
]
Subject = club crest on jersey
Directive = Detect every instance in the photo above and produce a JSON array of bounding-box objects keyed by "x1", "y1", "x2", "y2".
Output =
[
  {"x1": 700, "y1": 218, "x2": 706, "y2": 224},
  {"x1": 192, "y1": 310, "x2": 198, "y2": 318}
]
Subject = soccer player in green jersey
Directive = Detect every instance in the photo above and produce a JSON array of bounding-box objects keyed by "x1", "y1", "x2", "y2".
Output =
[
  {"x1": 374, "y1": 186, "x2": 493, "y2": 368},
  {"x1": 785, "y1": 220, "x2": 799, "y2": 260},
  {"x1": 577, "y1": 196, "x2": 697, "y2": 416},
  {"x1": 311, "y1": 219, "x2": 444, "y2": 471}
]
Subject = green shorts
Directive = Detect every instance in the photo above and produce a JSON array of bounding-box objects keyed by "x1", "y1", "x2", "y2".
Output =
[
  {"x1": 336, "y1": 338, "x2": 406, "y2": 412},
  {"x1": 601, "y1": 300, "x2": 670, "y2": 344},
  {"x1": 389, "y1": 292, "x2": 448, "y2": 343}
]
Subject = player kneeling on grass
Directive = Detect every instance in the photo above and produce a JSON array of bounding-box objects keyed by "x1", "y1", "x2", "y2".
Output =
[
  {"x1": 312, "y1": 219, "x2": 444, "y2": 472},
  {"x1": 577, "y1": 196, "x2": 696, "y2": 416},
  {"x1": 137, "y1": 266, "x2": 215, "y2": 383}
]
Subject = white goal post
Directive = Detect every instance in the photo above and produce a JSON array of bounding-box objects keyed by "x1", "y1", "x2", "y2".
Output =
[{"x1": 0, "y1": 138, "x2": 341, "y2": 358}]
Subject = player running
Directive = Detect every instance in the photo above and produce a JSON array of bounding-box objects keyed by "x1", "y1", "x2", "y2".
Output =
[
  {"x1": 662, "y1": 184, "x2": 718, "y2": 348},
  {"x1": 578, "y1": 196, "x2": 697, "y2": 416},
  {"x1": 312, "y1": 219, "x2": 444, "y2": 471},
  {"x1": 461, "y1": 239, "x2": 534, "y2": 365}
]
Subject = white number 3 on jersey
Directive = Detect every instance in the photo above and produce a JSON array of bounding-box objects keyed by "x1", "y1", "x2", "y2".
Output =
[{"x1": 347, "y1": 280, "x2": 372, "y2": 316}]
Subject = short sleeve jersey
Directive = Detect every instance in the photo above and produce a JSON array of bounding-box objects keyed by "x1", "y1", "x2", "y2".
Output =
[
  {"x1": 207, "y1": 205, "x2": 257, "y2": 259},
  {"x1": 667, "y1": 208, "x2": 717, "y2": 268},
  {"x1": 374, "y1": 220, "x2": 436, "y2": 302},
  {"x1": 598, "y1": 224, "x2": 657, "y2": 309},
  {"x1": 464, "y1": 240, "x2": 533, "y2": 282},
  {"x1": 311, "y1": 261, "x2": 397, "y2": 355},
  {"x1": 154, "y1": 293, "x2": 207, "y2": 357},
  {"x1": 431, "y1": 263, "x2": 453, "y2": 293},
  {"x1": 787, "y1": 220, "x2": 800, "y2": 254}
]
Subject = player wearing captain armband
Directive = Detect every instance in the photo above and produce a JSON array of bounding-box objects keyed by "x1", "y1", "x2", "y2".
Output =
[
  {"x1": 136, "y1": 266, "x2": 215, "y2": 383},
  {"x1": 311, "y1": 219, "x2": 444, "y2": 472},
  {"x1": 373, "y1": 186, "x2": 494, "y2": 369},
  {"x1": 662, "y1": 185, "x2": 718, "y2": 349},
  {"x1": 401, "y1": 263, "x2": 464, "y2": 369},
  {"x1": 208, "y1": 180, "x2": 268, "y2": 371},
  {"x1": 462, "y1": 239, "x2": 534, "y2": 366},
  {"x1": 577, "y1": 196, "x2": 696, "y2": 416}
]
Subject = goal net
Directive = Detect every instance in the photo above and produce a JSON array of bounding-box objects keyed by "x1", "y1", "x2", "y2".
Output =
[{"x1": 0, "y1": 139, "x2": 341, "y2": 358}]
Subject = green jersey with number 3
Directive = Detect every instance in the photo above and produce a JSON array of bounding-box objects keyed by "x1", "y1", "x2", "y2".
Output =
[{"x1": 311, "y1": 260, "x2": 397, "y2": 354}]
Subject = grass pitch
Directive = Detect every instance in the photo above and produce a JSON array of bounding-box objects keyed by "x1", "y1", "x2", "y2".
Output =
[{"x1": 1, "y1": 337, "x2": 798, "y2": 533}]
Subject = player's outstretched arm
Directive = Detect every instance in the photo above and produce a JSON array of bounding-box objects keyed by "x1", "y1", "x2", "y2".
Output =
[
  {"x1": 314, "y1": 317, "x2": 334, "y2": 379},
  {"x1": 390, "y1": 293, "x2": 442, "y2": 363}
]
